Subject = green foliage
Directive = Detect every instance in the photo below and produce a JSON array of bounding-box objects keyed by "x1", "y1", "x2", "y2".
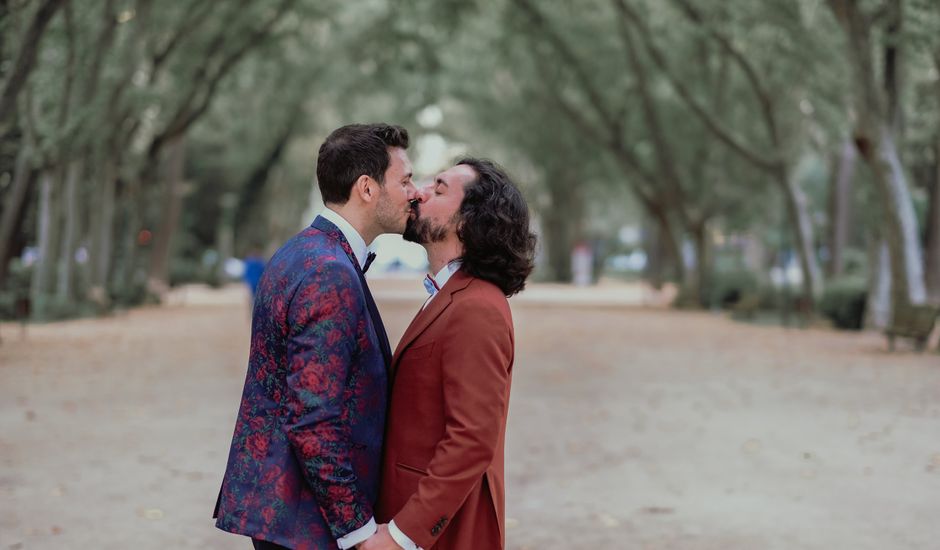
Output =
[
  {"x1": 169, "y1": 256, "x2": 221, "y2": 288},
  {"x1": 110, "y1": 279, "x2": 148, "y2": 309},
  {"x1": 703, "y1": 269, "x2": 762, "y2": 310},
  {"x1": 30, "y1": 293, "x2": 93, "y2": 322},
  {"x1": 3, "y1": 0, "x2": 940, "y2": 321},
  {"x1": 0, "y1": 260, "x2": 31, "y2": 320},
  {"x1": 819, "y1": 276, "x2": 868, "y2": 331},
  {"x1": 839, "y1": 248, "x2": 869, "y2": 277}
]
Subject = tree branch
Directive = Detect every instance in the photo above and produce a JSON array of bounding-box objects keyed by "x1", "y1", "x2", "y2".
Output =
[
  {"x1": 151, "y1": 0, "x2": 218, "y2": 74},
  {"x1": 0, "y1": 0, "x2": 67, "y2": 127},
  {"x1": 611, "y1": 0, "x2": 690, "y2": 222},
  {"x1": 614, "y1": 0, "x2": 779, "y2": 172},
  {"x1": 145, "y1": 0, "x2": 297, "y2": 170},
  {"x1": 510, "y1": 0, "x2": 617, "y2": 125},
  {"x1": 670, "y1": 0, "x2": 781, "y2": 147}
]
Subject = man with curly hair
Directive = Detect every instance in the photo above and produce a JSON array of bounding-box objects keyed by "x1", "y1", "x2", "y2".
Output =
[{"x1": 362, "y1": 158, "x2": 537, "y2": 550}]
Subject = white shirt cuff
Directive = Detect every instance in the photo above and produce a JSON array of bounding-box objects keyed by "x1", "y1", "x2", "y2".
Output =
[
  {"x1": 389, "y1": 519, "x2": 422, "y2": 550},
  {"x1": 337, "y1": 516, "x2": 376, "y2": 549}
]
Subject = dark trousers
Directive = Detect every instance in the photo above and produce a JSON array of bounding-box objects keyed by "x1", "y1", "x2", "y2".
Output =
[{"x1": 253, "y1": 540, "x2": 292, "y2": 550}]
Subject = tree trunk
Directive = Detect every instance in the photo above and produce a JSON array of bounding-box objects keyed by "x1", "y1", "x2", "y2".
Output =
[
  {"x1": 146, "y1": 134, "x2": 186, "y2": 298},
  {"x1": 777, "y1": 165, "x2": 822, "y2": 305},
  {"x1": 691, "y1": 223, "x2": 711, "y2": 307},
  {"x1": 114, "y1": 179, "x2": 143, "y2": 305},
  {"x1": 925, "y1": 137, "x2": 940, "y2": 303},
  {"x1": 644, "y1": 209, "x2": 684, "y2": 289},
  {"x1": 89, "y1": 160, "x2": 117, "y2": 308},
  {"x1": 829, "y1": 0, "x2": 926, "y2": 308},
  {"x1": 862, "y1": 126, "x2": 927, "y2": 307},
  {"x1": 215, "y1": 192, "x2": 238, "y2": 284},
  {"x1": 30, "y1": 171, "x2": 58, "y2": 318},
  {"x1": 656, "y1": 208, "x2": 685, "y2": 286},
  {"x1": 866, "y1": 237, "x2": 891, "y2": 329},
  {"x1": 643, "y1": 215, "x2": 666, "y2": 289},
  {"x1": 55, "y1": 160, "x2": 81, "y2": 302},
  {"x1": 541, "y1": 176, "x2": 584, "y2": 283},
  {"x1": 0, "y1": 141, "x2": 34, "y2": 286},
  {"x1": 543, "y1": 207, "x2": 575, "y2": 282},
  {"x1": 827, "y1": 139, "x2": 856, "y2": 278},
  {"x1": 882, "y1": 0, "x2": 904, "y2": 136}
]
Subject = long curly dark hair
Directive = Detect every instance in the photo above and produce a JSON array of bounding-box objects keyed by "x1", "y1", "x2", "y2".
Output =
[{"x1": 455, "y1": 158, "x2": 537, "y2": 297}]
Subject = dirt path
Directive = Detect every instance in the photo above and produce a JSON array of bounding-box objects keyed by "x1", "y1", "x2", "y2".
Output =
[{"x1": 1, "y1": 281, "x2": 938, "y2": 549}]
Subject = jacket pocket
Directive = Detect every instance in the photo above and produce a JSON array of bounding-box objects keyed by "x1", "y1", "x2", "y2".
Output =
[
  {"x1": 404, "y1": 341, "x2": 435, "y2": 360},
  {"x1": 395, "y1": 462, "x2": 428, "y2": 476}
]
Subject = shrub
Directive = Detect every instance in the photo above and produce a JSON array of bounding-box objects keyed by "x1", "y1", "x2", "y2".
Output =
[
  {"x1": 169, "y1": 257, "x2": 224, "y2": 288},
  {"x1": 704, "y1": 269, "x2": 761, "y2": 310},
  {"x1": 819, "y1": 276, "x2": 867, "y2": 330},
  {"x1": 0, "y1": 260, "x2": 33, "y2": 320}
]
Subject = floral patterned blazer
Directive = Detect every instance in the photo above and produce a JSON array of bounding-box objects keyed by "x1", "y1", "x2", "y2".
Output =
[{"x1": 215, "y1": 215, "x2": 391, "y2": 549}]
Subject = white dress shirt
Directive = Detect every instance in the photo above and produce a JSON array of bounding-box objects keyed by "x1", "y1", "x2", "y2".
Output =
[
  {"x1": 389, "y1": 519, "x2": 421, "y2": 550},
  {"x1": 320, "y1": 207, "x2": 369, "y2": 270}
]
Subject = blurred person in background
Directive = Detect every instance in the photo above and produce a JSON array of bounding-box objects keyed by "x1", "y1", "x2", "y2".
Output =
[
  {"x1": 214, "y1": 123, "x2": 416, "y2": 550},
  {"x1": 363, "y1": 158, "x2": 536, "y2": 550},
  {"x1": 242, "y1": 248, "x2": 266, "y2": 308}
]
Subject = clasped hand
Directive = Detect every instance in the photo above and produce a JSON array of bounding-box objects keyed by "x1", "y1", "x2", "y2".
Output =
[{"x1": 358, "y1": 523, "x2": 402, "y2": 550}]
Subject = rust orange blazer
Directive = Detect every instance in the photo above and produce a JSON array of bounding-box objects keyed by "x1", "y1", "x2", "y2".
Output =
[{"x1": 376, "y1": 269, "x2": 514, "y2": 549}]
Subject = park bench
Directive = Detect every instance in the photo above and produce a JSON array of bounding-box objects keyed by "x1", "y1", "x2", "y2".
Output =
[{"x1": 885, "y1": 303, "x2": 940, "y2": 352}]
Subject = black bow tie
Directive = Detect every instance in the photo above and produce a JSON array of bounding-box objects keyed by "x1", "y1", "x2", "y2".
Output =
[{"x1": 362, "y1": 251, "x2": 377, "y2": 273}]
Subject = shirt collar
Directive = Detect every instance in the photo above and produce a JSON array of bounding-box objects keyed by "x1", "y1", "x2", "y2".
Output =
[
  {"x1": 320, "y1": 207, "x2": 369, "y2": 270},
  {"x1": 426, "y1": 260, "x2": 462, "y2": 295}
]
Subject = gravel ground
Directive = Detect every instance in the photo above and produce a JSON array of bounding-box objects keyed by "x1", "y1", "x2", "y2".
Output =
[{"x1": 1, "y1": 280, "x2": 938, "y2": 550}]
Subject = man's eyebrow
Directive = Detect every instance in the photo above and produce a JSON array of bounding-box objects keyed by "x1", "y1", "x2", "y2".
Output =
[
  {"x1": 435, "y1": 177, "x2": 449, "y2": 187},
  {"x1": 402, "y1": 171, "x2": 413, "y2": 180}
]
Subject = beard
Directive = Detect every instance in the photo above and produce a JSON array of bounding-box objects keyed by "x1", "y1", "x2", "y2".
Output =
[{"x1": 404, "y1": 206, "x2": 449, "y2": 244}]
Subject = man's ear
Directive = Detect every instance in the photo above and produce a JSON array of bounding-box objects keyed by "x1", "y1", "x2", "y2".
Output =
[{"x1": 352, "y1": 175, "x2": 376, "y2": 203}]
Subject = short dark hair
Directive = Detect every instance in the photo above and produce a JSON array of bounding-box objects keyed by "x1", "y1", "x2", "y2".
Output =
[
  {"x1": 316, "y1": 123, "x2": 409, "y2": 204},
  {"x1": 455, "y1": 157, "x2": 537, "y2": 297}
]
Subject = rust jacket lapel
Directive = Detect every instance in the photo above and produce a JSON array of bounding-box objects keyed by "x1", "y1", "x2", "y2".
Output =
[{"x1": 391, "y1": 270, "x2": 473, "y2": 378}]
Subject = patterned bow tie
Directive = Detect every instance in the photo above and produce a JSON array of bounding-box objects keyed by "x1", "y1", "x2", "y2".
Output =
[
  {"x1": 362, "y1": 251, "x2": 377, "y2": 273},
  {"x1": 423, "y1": 273, "x2": 441, "y2": 296}
]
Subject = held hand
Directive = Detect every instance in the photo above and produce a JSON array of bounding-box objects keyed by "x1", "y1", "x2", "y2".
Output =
[{"x1": 358, "y1": 523, "x2": 402, "y2": 550}]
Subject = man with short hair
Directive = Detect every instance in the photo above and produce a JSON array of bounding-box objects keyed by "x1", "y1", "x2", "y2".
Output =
[
  {"x1": 214, "y1": 123, "x2": 417, "y2": 550},
  {"x1": 363, "y1": 158, "x2": 537, "y2": 550}
]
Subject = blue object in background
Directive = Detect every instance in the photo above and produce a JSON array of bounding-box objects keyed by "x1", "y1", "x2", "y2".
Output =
[{"x1": 242, "y1": 255, "x2": 266, "y2": 298}]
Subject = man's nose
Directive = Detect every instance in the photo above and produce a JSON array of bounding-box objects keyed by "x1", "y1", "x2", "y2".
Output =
[{"x1": 413, "y1": 186, "x2": 431, "y2": 203}]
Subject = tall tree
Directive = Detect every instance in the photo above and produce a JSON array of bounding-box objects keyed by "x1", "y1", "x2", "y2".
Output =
[
  {"x1": 617, "y1": 0, "x2": 837, "y2": 307},
  {"x1": 828, "y1": 0, "x2": 927, "y2": 314}
]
